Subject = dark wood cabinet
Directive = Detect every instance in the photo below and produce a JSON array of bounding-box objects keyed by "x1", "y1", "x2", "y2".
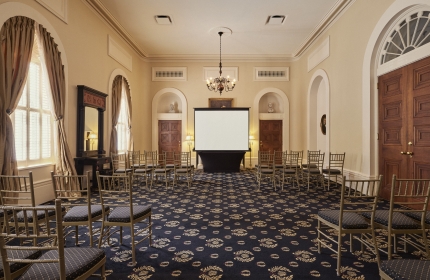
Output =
[{"x1": 74, "y1": 156, "x2": 112, "y2": 190}]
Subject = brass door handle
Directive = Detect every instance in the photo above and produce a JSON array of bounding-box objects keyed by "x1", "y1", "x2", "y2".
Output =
[
  {"x1": 406, "y1": 152, "x2": 414, "y2": 155},
  {"x1": 400, "y1": 151, "x2": 406, "y2": 155},
  {"x1": 260, "y1": 141, "x2": 263, "y2": 146}
]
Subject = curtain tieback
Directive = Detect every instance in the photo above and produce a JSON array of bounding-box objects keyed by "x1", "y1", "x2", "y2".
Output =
[
  {"x1": 55, "y1": 115, "x2": 63, "y2": 121},
  {"x1": 6, "y1": 109, "x2": 12, "y2": 115}
]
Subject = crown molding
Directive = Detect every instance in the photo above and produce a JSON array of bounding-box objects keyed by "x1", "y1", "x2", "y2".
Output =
[
  {"x1": 83, "y1": 0, "x2": 148, "y2": 57},
  {"x1": 293, "y1": 0, "x2": 355, "y2": 57},
  {"x1": 144, "y1": 54, "x2": 297, "y2": 63},
  {"x1": 84, "y1": 0, "x2": 353, "y2": 62}
]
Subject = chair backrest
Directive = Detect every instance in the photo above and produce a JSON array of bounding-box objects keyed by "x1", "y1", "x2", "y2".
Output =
[
  {"x1": 308, "y1": 152, "x2": 325, "y2": 169},
  {"x1": 174, "y1": 152, "x2": 190, "y2": 168},
  {"x1": 96, "y1": 172, "x2": 133, "y2": 214},
  {"x1": 163, "y1": 151, "x2": 175, "y2": 165},
  {"x1": 50, "y1": 171, "x2": 90, "y2": 210},
  {"x1": 274, "y1": 150, "x2": 286, "y2": 165},
  {"x1": 290, "y1": 150, "x2": 303, "y2": 166},
  {"x1": 128, "y1": 150, "x2": 140, "y2": 168},
  {"x1": 111, "y1": 153, "x2": 128, "y2": 170},
  {"x1": 328, "y1": 152, "x2": 345, "y2": 170},
  {"x1": 0, "y1": 199, "x2": 65, "y2": 279},
  {"x1": 389, "y1": 175, "x2": 430, "y2": 220},
  {"x1": 0, "y1": 172, "x2": 36, "y2": 207},
  {"x1": 145, "y1": 151, "x2": 158, "y2": 168},
  {"x1": 283, "y1": 153, "x2": 299, "y2": 170},
  {"x1": 340, "y1": 175, "x2": 382, "y2": 224},
  {"x1": 258, "y1": 152, "x2": 275, "y2": 169}
]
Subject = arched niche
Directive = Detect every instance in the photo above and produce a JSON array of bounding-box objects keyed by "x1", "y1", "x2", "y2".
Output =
[
  {"x1": 252, "y1": 88, "x2": 290, "y2": 154},
  {"x1": 307, "y1": 69, "x2": 330, "y2": 159},
  {"x1": 152, "y1": 88, "x2": 188, "y2": 151},
  {"x1": 362, "y1": 0, "x2": 430, "y2": 178}
]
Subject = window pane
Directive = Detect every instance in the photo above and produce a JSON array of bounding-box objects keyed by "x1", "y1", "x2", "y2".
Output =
[
  {"x1": 41, "y1": 79, "x2": 51, "y2": 110},
  {"x1": 14, "y1": 109, "x2": 27, "y2": 161},
  {"x1": 29, "y1": 111, "x2": 40, "y2": 160},
  {"x1": 29, "y1": 63, "x2": 40, "y2": 109},
  {"x1": 41, "y1": 113, "x2": 51, "y2": 158},
  {"x1": 18, "y1": 84, "x2": 27, "y2": 107}
]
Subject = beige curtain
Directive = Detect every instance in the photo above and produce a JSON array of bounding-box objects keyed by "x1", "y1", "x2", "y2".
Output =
[
  {"x1": 123, "y1": 77, "x2": 133, "y2": 151},
  {"x1": 37, "y1": 25, "x2": 76, "y2": 177},
  {"x1": 0, "y1": 17, "x2": 35, "y2": 175},
  {"x1": 110, "y1": 75, "x2": 123, "y2": 155}
]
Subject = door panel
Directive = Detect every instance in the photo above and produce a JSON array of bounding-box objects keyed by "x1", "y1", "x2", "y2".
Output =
[
  {"x1": 379, "y1": 68, "x2": 408, "y2": 199},
  {"x1": 379, "y1": 56, "x2": 430, "y2": 200},
  {"x1": 158, "y1": 120, "x2": 181, "y2": 153},
  {"x1": 408, "y1": 57, "x2": 430, "y2": 184},
  {"x1": 259, "y1": 120, "x2": 282, "y2": 152}
]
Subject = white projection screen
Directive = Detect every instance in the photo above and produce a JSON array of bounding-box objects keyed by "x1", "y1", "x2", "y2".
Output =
[{"x1": 194, "y1": 108, "x2": 249, "y2": 151}]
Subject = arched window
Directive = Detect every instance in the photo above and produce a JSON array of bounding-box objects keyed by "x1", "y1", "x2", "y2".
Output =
[
  {"x1": 381, "y1": 9, "x2": 430, "y2": 64},
  {"x1": 116, "y1": 82, "x2": 130, "y2": 153}
]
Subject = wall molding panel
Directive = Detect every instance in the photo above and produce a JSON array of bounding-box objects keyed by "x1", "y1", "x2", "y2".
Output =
[{"x1": 108, "y1": 35, "x2": 132, "y2": 71}]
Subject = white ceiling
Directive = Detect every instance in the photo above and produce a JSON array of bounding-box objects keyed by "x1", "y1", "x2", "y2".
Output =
[{"x1": 92, "y1": 0, "x2": 352, "y2": 60}]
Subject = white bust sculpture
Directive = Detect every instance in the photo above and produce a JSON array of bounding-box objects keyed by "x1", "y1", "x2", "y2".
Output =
[
  {"x1": 268, "y1": 102, "x2": 274, "y2": 113},
  {"x1": 169, "y1": 103, "x2": 175, "y2": 113}
]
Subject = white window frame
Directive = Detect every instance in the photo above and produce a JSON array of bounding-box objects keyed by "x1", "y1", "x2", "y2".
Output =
[{"x1": 12, "y1": 32, "x2": 54, "y2": 168}]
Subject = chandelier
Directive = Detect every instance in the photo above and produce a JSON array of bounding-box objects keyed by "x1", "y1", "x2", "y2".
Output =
[{"x1": 206, "y1": 32, "x2": 236, "y2": 95}]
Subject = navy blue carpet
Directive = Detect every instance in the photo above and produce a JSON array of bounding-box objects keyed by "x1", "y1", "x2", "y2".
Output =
[{"x1": 71, "y1": 169, "x2": 423, "y2": 280}]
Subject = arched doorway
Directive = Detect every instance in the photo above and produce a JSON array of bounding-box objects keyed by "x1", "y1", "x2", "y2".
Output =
[
  {"x1": 363, "y1": 1, "x2": 430, "y2": 180},
  {"x1": 308, "y1": 69, "x2": 330, "y2": 159}
]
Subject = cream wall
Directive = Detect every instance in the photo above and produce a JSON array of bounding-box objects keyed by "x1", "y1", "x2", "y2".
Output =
[
  {"x1": 2, "y1": 0, "x2": 424, "y2": 197},
  {"x1": 0, "y1": 0, "x2": 149, "y2": 203},
  {"x1": 294, "y1": 0, "x2": 395, "y2": 176}
]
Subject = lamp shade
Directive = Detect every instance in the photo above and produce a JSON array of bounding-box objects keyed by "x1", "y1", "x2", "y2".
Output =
[
  {"x1": 186, "y1": 135, "x2": 193, "y2": 141},
  {"x1": 249, "y1": 135, "x2": 255, "y2": 140},
  {"x1": 88, "y1": 133, "x2": 98, "y2": 139}
]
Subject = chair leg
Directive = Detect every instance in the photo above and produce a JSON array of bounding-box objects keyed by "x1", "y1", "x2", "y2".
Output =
[
  {"x1": 75, "y1": 225, "x2": 79, "y2": 246},
  {"x1": 317, "y1": 220, "x2": 321, "y2": 253},
  {"x1": 88, "y1": 223, "x2": 93, "y2": 247},
  {"x1": 130, "y1": 224, "x2": 136, "y2": 266},
  {"x1": 98, "y1": 222, "x2": 106, "y2": 248},
  {"x1": 337, "y1": 231, "x2": 342, "y2": 276}
]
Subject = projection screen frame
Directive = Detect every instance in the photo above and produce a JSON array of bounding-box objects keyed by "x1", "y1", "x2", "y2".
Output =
[{"x1": 194, "y1": 107, "x2": 250, "y2": 152}]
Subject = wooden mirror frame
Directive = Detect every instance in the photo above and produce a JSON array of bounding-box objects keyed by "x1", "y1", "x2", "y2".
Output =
[{"x1": 76, "y1": 85, "x2": 107, "y2": 157}]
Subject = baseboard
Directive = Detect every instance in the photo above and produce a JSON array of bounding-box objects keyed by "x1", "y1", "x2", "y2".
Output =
[{"x1": 33, "y1": 179, "x2": 55, "y2": 205}]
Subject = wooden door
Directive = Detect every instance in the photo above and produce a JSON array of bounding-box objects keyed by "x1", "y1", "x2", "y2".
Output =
[
  {"x1": 378, "y1": 56, "x2": 430, "y2": 200},
  {"x1": 158, "y1": 120, "x2": 181, "y2": 153},
  {"x1": 259, "y1": 120, "x2": 282, "y2": 152}
]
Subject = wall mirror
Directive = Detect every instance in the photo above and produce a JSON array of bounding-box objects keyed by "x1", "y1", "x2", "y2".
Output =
[{"x1": 77, "y1": 85, "x2": 107, "y2": 157}]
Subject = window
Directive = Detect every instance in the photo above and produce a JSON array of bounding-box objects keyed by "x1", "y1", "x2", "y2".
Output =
[
  {"x1": 116, "y1": 82, "x2": 130, "y2": 153},
  {"x1": 381, "y1": 9, "x2": 430, "y2": 64},
  {"x1": 13, "y1": 31, "x2": 54, "y2": 167}
]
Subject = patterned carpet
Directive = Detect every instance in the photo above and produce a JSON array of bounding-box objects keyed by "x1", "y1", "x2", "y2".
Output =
[{"x1": 73, "y1": 169, "x2": 424, "y2": 280}]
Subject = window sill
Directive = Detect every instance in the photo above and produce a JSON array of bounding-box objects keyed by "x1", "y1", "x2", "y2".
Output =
[{"x1": 18, "y1": 163, "x2": 55, "y2": 171}]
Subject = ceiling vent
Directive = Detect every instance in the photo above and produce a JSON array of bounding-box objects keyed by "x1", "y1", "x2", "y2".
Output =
[
  {"x1": 155, "y1": 15, "x2": 172, "y2": 25},
  {"x1": 266, "y1": 15, "x2": 286, "y2": 25},
  {"x1": 152, "y1": 67, "x2": 187, "y2": 81},
  {"x1": 254, "y1": 67, "x2": 289, "y2": 81}
]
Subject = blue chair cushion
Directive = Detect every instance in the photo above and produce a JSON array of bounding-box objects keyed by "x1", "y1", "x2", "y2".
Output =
[
  {"x1": 322, "y1": 169, "x2": 341, "y2": 174},
  {"x1": 114, "y1": 168, "x2": 132, "y2": 173},
  {"x1": 302, "y1": 163, "x2": 317, "y2": 168},
  {"x1": 319, "y1": 210, "x2": 369, "y2": 229},
  {"x1": 134, "y1": 168, "x2": 151, "y2": 173},
  {"x1": 362, "y1": 210, "x2": 421, "y2": 229},
  {"x1": 108, "y1": 205, "x2": 151, "y2": 223},
  {"x1": 404, "y1": 211, "x2": 430, "y2": 225},
  {"x1": 380, "y1": 259, "x2": 430, "y2": 280},
  {"x1": 0, "y1": 249, "x2": 41, "y2": 278},
  {"x1": 283, "y1": 169, "x2": 296, "y2": 175},
  {"x1": 260, "y1": 169, "x2": 274, "y2": 174},
  {"x1": 303, "y1": 168, "x2": 320, "y2": 174},
  {"x1": 19, "y1": 247, "x2": 105, "y2": 280},
  {"x1": 63, "y1": 205, "x2": 109, "y2": 222},
  {"x1": 14, "y1": 206, "x2": 65, "y2": 223}
]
